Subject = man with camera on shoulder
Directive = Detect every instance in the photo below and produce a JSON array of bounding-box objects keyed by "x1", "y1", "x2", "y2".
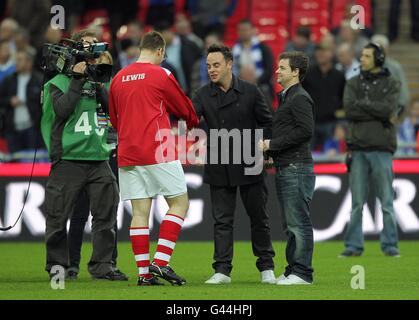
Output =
[{"x1": 41, "y1": 29, "x2": 125, "y2": 280}]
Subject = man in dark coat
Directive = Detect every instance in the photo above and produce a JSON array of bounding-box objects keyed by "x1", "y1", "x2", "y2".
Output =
[
  {"x1": 192, "y1": 44, "x2": 276, "y2": 284},
  {"x1": 0, "y1": 48, "x2": 44, "y2": 154}
]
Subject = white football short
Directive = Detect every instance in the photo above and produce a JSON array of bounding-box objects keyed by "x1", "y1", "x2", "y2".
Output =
[{"x1": 118, "y1": 160, "x2": 187, "y2": 200}]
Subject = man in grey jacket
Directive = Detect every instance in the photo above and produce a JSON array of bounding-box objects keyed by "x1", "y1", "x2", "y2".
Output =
[{"x1": 340, "y1": 42, "x2": 401, "y2": 257}]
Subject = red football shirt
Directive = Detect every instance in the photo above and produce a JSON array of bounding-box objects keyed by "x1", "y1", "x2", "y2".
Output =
[{"x1": 109, "y1": 62, "x2": 199, "y2": 167}]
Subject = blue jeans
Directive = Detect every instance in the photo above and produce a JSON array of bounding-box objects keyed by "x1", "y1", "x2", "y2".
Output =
[
  {"x1": 275, "y1": 163, "x2": 315, "y2": 283},
  {"x1": 344, "y1": 151, "x2": 399, "y2": 253}
]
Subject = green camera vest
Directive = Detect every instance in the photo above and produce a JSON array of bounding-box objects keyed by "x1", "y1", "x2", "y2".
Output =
[{"x1": 41, "y1": 74, "x2": 112, "y2": 161}]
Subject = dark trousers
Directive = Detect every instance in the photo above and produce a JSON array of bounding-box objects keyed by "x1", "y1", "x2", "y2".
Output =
[
  {"x1": 68, "y1": 153, "x2": 119, "y2": 272},
  {"x1": 5, "y1": 127, "x2": 42, "y2": 154},
  {"x1": 312, "y1": 121, "x2": 336, "y2": 151},
  {"x1": 275, "y1": 163, "x2": 315, "y2": 283},
  {"x1": 45, "y1": 160, "x2": 119, "y2": 277},
  {"x1": 388, "y1": 0, "x2": 419, "y2": 41},
  {"x1": 209, "y1": 180, "x2": 275, "y2": 276}
]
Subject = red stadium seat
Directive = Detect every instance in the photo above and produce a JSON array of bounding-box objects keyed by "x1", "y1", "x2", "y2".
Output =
[
  {"x1": 291, "y1": 9, "x2": 329, "y2": 27},
  {"x1": 251, "y1": 10, "x2": 288, "y2": 27},
  {"x1": 82, "y1": 9, "x2": 108, "y2": 25},
  {"x1": 250, "y1": 0, "x2": 287, "y2": 11},
  {"x1": 291, "y1": 0, "x2": 329, "y2": 11}
]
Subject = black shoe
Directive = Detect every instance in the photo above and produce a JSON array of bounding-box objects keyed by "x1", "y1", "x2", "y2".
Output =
[
  {"x1": 338, "y1": 249, "x2": 362, "y2": 258},
  {"x1": 150, "y1": 263, "x2": 186, "y2": 286},
  {"x1": 92, "y1": 270, "x2": 129, "y2": 281},
  {"x1": 137, "y1": 275, "x2": 164, "y2": 286},
  {"x1": 112, "y1": 268, "x2": 129, "y2": 281},
  {"x1": 66, "y1": 269, "x2": 78, "y2": 280}
]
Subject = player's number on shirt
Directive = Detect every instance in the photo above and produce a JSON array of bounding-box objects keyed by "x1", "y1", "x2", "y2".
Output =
[{"x1": 74, "y1": 111, "x2": 105, "y2": 136}]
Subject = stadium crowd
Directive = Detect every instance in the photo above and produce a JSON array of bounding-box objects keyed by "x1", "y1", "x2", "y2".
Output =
[{"x1": 0, "y1": 0, "x2": 418, "y2": 163}]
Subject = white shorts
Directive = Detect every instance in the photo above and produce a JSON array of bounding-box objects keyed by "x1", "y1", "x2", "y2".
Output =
[{"x1": 119, "y1": 160, "x2": 187, "y2": 200}]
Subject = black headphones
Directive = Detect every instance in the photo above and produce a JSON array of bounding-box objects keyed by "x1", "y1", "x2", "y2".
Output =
[{"x1": 367, "y1": 42, "x2": 386, "y2": 67}]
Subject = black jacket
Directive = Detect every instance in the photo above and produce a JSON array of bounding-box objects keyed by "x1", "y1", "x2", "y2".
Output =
[
  {"x1": 192, "y1": 76, "x2": 272, "y2": 186},
  {"x1": 268, "y1": 83, "x2": 314, "y2": 167},
  {"x1": 302, "y1": 64, "x2": 346, "y2": 123},
  {"x1": 0, "y1": 71, "x2": 43, "y2": 134},
  {"x1": 179, "y1": 35, "x2": 202, "y2": 96},
  {"x1": 344, "y1": 69, "x2": 400, "y2": 153}
]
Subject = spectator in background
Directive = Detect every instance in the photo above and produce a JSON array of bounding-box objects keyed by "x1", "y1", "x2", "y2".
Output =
[
  {"x1": 0, "y1": 18, "x2": 19, "y2": 59},
  {"x1": 146, "y1": 0, "x2": 175, "y2": 27},
  {"x1": 0, "y1": 40, "x2": 15, "y2": 84},
  {"x1": 336, "y1": 42, "x2": 361, "y2": 80},
  {"x1": 9, "y1": 0, "x2": 51, "y2": 48},
  {"x1": 14, "y1": 28, "x2": 32, "y2": 52},
  {"x1": 157, "y1": 22, "x2": 202, "y2": 96},
  {"x1": 105, "y1": 0, "x2": 139, "y2": 44},
  {"x1": 388, "y1": 0, "x2": 419, "y2": 42},
  {"x1": 116, "y1": 38, "x2": 140, "y2": 70},
  {"x1": 175, "y1": 13, "x2": 204, "y2": 50},
  {"x1": 303, "y1": 42, "x2": 346, "y2": 150},
  {"x1": 335, "y1": 20, "x2": 369, "y2": 58},
  {"x1": 371, "y1": 34, "x2": 410, "y2": 114},
  {"x1": 232, "y1": 19, "x2": 274, "y2": 106},
  {"x1": 285, "y1": 25, "x2": 316, "y2": 60},
  {"x1": 191, "y1": 32, "x2": 222, "y2": 93},
  {"x1": 113, "y1": 21, "x2": 144, "y2": 72},
  {"x1": 397, "y1": 98, "x2": 419, "y2": 155},
  {"x1": 323, "y1": 123, "x2": 347, "y2": 158},
  {"x1": 121, "y1": 20, "x2": 144, "y2": 47},
  {"x1": 0, "y1": 47, "x2": 44, "y2": 155},
  {"x1": 188, "y1": 0, "x2": 237, "y2": 39},
  {"x1": 35, "y1": 26, "x2": 63, "y2": 72}
]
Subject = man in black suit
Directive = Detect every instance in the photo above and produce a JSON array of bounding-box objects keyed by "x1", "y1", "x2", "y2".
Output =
[
  {"x1": 260, "y1": 51, "x2": 316, "y2": 285},
  {"x1": 192, "y1": 44, "x2": 276, "y2": 285}
]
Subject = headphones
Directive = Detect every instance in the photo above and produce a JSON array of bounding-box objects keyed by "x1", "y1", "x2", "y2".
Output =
[{"x1": 367, "y1": 42, "x2": 386, "y2": 67}]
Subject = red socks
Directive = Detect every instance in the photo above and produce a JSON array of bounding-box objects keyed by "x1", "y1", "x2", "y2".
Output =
[
  {"x1": 129, "y1": 227, "x2": 151, "y2": 279},
  {"x1": 130, "y1": 213, "x2": 184, "y2": 278},
  {"x1": 153, "y1": 213, "x2": 184, "y2": 266}
]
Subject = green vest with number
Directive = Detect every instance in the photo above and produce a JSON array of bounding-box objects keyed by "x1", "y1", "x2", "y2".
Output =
[{"x1": 41, "y1": 74, "x2": 112, "y2": 161}]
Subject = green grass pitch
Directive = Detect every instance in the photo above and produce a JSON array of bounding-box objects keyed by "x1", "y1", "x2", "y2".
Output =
[{"x1": 0, "y1": 241, "x2": 418, "y2": 300}]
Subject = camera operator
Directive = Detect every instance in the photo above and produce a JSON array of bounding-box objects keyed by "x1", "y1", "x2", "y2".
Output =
[
  {"x1": 66, "y1": 51, "x2": 127, "y2": 280},
  {"x1": 41, "y1": 30, "x2": 126, "y2": 280}
]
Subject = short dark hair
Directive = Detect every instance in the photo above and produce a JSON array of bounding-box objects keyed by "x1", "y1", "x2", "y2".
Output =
[
  {"x1": 139, "y1": 31, "x2": 166, "y2": 51},
  {"x1": 207, "y1": 44, "x2": 233, "y2": 62},
  {"x1": 296, "y1": 25, "x2": 311, "y2": 40},
  {"x1": 279, "y1": 51, "x2": 309, "y2": 82},
  {"x1": 71, "y1": 29, "x2": 98, "y2": 42},
  {"x1": 238, "y1": 19, "x2": 253, "y2": 26}
]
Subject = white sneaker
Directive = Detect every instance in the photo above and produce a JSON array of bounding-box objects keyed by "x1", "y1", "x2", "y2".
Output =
[
  {"x1": 205, "y1": 273, "x2": 231, "y2": 284},
  {"x1": 261, "y1": 270, "x2": 276, "y2": 284},
  {"x1": 276, "y1": 274, "x2": 312, "y2": 285},
  {"x1": 277, "y1": 273, "x2": 287, "y2": 281}
]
